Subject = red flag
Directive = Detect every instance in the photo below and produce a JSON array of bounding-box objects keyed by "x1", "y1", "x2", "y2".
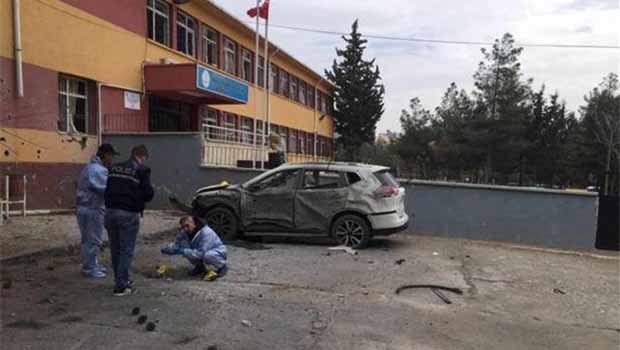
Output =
[
  {"x1": 247, "y1": 0, "x2": 269, "y2": 19},
  {"x1": 259, "y1": 0, "x2": 269, "y2": 19}
]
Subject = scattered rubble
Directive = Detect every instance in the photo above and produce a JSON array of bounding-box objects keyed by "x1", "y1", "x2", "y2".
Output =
[
  {"x1": 553, "y1": 288, "x2": 566, "y2": 295},
  {"x1": 328, "y1": 246, "x2": 357, "y2": 255},
  {"x1": 146, "y1": 322, "x2": 156, "y2": 332},
  {"x1": 395, "y1": 259, "x2": 406, "y2": 265},
  {"x1": 241, "y1": 320, "x2": 252, "y2": 327},
  {"x1": 431, "y1": 288, "x2": 452, "y2": 304},
  {"x1": 137, "y1": 315, "x2": 148, "y2": 324},
  {"x1": 131, "y1": 307, "x2": 141, "y2": 315}
]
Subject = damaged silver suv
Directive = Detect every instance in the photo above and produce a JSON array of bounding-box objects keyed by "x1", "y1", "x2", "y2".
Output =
[{"x1": 192, "y1": 162, "x2": 409, "y2": 248}]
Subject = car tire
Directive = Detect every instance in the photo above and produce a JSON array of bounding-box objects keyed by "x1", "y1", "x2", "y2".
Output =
[
  {"x1": 205, "y1": 207, "x2": 239, "y2": 241},
  {"x1": 331, "y1": 214, "x2": 371, "y2": 249}
]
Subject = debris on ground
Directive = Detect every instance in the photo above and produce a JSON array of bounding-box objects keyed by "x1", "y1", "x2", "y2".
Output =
[
  {"x1": 432, "y1": 252, "x2": 439, "y2": 256},
  {"x1": 395, "y1": 284, "x2": 464, "y2": 296},
  {"x1": 137, "y1": 315, "x2": 148, "y2": 324},
  {"x1": 553, "y1": 288, "x2": 566, "y2": 295},
  {"x1": 241, "y1": 320, "x2": 252, "y2": 327},
  {"x1": 395, "y1": 259, "x2": 406, "y2": 265},
  {"x1": 131, "y1": 307, "x2": 141, "y2": 315},
  {"x1": 2, "y1": 279, "x2": 12, "y2": 289},
  {"x1": 431, "y1": 288, "x2": 452, "y2": 304},
  {"x1": 146, "y1": 322, "x2": 156, "y2": 332},
  {"x1": 328, "y1": 246, "x2": 357, "y2": 255},
  {"x1": 206, "y1": 345, "x2": 218, "y2": 350},
  {"x1": 156, "y1": 264, "x2": 169, "y2": 278},
  {"x1": 46, "y1": 265, "x2": 54, "y2": 271}
]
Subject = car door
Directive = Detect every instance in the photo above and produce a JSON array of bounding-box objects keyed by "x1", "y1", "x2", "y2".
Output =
[
  {"x1": 241, "y1": 168, "x2": 302, "y2": 231},
  {"x1": 294, "y1": 169, "x2": 349, "y2": 233}
]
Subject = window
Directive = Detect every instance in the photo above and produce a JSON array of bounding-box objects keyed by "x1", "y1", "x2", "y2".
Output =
[
  {"x1": 176, "y1": 12, "x2": 195, "y2": 56},
  {"x1": 289, "y1": 76, "x2": 298, "y2": 102},
  {"x1": 147, "y1": 0, "x2": 170, "y2": 45},
  {"x1": 202, "y1": 26, "x2": 218, "y2": 65},
  {"x1": 257, "y1": 56, "x2": 265, "y2": 87},
  {"x1": 346, "y1": 172, "x2": 362, "y2": 185},
  {"x1": 279, "y1": 69, "x2": 289, "y2": 97},
  {"x1": 306, "y1": 133, "x2": 314, "y2": 155},
  {"x1": 307, "y1": 87, "x2": 315, "y2": 108},
  {"x1": 240, "y1": 48, "x2": 253, "y2": 82},
  {"x1": 316, "y1": 92, "x2": 322, "y2": 113},
  {"x1": 58, "y1": 76, "x2": 88, "y2": 133},
  {"x1": 321, "y1": 93, "x2": 327, "y2": 114},
  {"x1": 251, "y1": 169, "x2": 301, "y2": 192},
  {"x1": 289, "y1": 129, "x2": 297, "y2": 153},
  {"x1": 256, "y1": 120, "x2": 265, "y2": 145},
  {"x1": 326, "y1": 95, "x2": 334, "y2": 115},
  {"x1": 225, "y1": 113, "x2": 237, "y2": 142},
  {"x1": 299, "y1": 81, "x2": 306, "y2": 105},
  {"x1": 302, "y1": 170, "x2": 344, "y2": 189},
  {"x1": 240, "y1": 116, "x2": 254, "y2": 145},
  {"x1": 201, "y1": 108, "x2": 219, "y2": 139},
  {"x1": 223, "y1": 37, "x2": 237, "y2": 75},
  {"x1": 374, "y1": 170, "x2": 399, "y2": 187},
  {"x1": 269, "y1": 63, "x2": 278, "y2": 93},
  {"x1": 298, "y1": 131, "x2": 305, "y2": 154}
]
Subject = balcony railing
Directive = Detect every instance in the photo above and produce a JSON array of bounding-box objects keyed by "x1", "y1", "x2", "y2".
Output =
[{"x1": 202, "y1": 124, "x2": 331, "y2": 169}]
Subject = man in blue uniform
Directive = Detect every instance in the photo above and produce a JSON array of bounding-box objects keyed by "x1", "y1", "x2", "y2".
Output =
[
  {"x1": 76, "y1": 143, "x2": 118, "y2": 278},
  {"x1": 104, "y1": 144, "x2": 154, "y2": 296},
  {"x1": 161, "y1": 216, "x2": 228, "y2": 281}
]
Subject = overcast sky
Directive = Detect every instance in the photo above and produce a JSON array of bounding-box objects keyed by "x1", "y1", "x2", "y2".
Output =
[{"x1": 213, "y1": 0, "x2": 619, "y2": 133}]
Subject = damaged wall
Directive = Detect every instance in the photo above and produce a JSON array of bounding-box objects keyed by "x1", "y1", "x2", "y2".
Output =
[{"x1": 404, "y1": 180, "x2": 599, "y2": 251}]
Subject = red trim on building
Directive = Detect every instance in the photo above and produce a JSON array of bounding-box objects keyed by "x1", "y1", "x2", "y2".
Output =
[{"x1": 60, "y1": 0, "x2": 146, "y2": 37}]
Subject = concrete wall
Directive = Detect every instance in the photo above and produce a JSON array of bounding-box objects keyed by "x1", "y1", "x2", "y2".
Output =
[
  {"x1": 103, "y1": 134, "x2": 261, "y2": 209},
  {"x1": 403, "y1": 180, "x2": 599, "y2": 250}
]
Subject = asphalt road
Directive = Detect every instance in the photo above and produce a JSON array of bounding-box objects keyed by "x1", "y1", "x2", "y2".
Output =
[{"x1": 1, "y1": 232, "x2": 619, "y2": 350}]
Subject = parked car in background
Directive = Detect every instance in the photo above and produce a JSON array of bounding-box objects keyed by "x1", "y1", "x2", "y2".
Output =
[
  {"x1": 192, "y1": 162, "x2": 409, "y2": 248},
  {"x1": 586, "y1": 186, "x2": 599, "y2": 192}
]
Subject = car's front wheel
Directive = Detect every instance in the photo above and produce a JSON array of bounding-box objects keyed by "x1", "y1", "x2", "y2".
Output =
[
  {"x1": 331, "y1": 214, "x2": 371, "y2": 249},
  {"x1": 205, "y1": 207, "x2": 239, "y2": 241}
]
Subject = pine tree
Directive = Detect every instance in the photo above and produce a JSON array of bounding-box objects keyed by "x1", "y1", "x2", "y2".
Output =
[{"x1": 325, "y1": 20, "x2": 385, "y2": 161}]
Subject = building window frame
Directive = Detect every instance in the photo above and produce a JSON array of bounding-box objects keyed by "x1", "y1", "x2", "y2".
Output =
[
  {"x1": 241, "y1": 48, "x2": 253, "y2": 82},
  {"x1": 147, "y1": 0, "x2": 170, "y2": 46},
  {"x1": 202, "y1": 25, "x2": 218, "y2": 66},
  {"x1": 279, "y1": 69, "x2": 289, "y2": 98},
  {"x1": 289, "y1": 76, "x2": 298, "y2": 102},
  {"x1": 223, "y1": 37, "x2": 237, "y2": 75},
  {"x1": 269, "y1": 63, "x2": 279, "y2": 93},
  {"x1": 257, "y1": 56, "x2": 265, "y2": 87},
  {"x1": 176, "y1": 11, "x2": 195, "y2": 56},
  {"x1": 58, "y1": 75, "x2": 88, "y2": 134},
  {"x1": 299, "y1": 81, "x2": 306, "y2": 105},
  {"x1": 307, "y1": 87, "x2": 315, "y2": 109}
]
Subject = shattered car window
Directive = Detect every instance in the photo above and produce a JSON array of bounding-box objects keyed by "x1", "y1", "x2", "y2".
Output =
[
  {"x1": 254, "y1": 169, "x2": 301, "y2": 191},
  {"x1": 302, "y1": 170, "x2": 343, "y2": 189},
  {"x1": 346, "y1": 172, "x2": 361, "y2": 185}
]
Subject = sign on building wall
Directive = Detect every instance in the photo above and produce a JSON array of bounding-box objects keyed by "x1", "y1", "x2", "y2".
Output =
[
  {"x1": 124, "y1": 91, "x2": 141, "y2": 110},
  {"x1": 196, "y1": 65, "x2": 249, "y2": 103}
]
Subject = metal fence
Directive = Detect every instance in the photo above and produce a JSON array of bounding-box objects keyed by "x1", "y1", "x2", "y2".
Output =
[
  {"x1": 201, "y1": 124, "x2": 330, "y2": 169},
  {"x1": 103, "y1": 113, "x2": 147, "y2": 133}
]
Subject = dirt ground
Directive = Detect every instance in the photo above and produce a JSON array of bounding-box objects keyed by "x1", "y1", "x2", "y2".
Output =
[{"x1": 1, "y1": 213, "x2": 619, "y2": 349}]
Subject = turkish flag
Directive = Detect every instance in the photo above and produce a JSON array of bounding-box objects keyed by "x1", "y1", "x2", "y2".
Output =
[{"x1": 247, "y1": 0, "x2": 269, "y2": 19}]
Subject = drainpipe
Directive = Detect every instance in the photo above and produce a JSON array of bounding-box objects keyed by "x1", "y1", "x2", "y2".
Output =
[
  {"x1": 13, "y1": 0, "x2": 24, "y2": 97},
  {"x1": 313, "y1": 78, "x2": 324, "y2": 159},
  {"x1": 97, "y1": 83, "x2": 102, "y2": 146}
]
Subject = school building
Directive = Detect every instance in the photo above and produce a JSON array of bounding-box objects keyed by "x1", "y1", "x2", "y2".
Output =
[{"x1": 0, "y1": 0, "x2": 335, "y2": 210}]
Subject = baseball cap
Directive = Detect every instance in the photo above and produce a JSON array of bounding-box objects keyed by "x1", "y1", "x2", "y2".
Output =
[{"x1": 98, "y1": 143, "x2": 120, "y2": 156}]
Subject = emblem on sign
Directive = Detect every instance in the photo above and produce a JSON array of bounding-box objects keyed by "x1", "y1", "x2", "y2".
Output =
[{"x1": 200, "y1": 69, "x2": 211, "y2": 89}]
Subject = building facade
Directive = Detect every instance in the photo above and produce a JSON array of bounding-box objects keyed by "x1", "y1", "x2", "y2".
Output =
[{"x1": 1, "y1": 0, "x2": 335, "y2": 210}]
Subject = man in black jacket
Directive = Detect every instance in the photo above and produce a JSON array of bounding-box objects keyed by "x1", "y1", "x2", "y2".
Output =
[{"x1": 104, "y1": 144, "x2": 154, "y2": 296}]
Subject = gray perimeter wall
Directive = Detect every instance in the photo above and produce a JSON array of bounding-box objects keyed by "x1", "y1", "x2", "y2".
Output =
[
  {"x1": 404, "y1": 180, "x2": 599, "y2": 251},
  {"x1": 105, "y1": 134, "x2": 599, "y2": 250}
]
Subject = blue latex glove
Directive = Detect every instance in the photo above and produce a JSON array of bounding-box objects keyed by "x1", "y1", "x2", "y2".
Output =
[{"x1": 161, "y1": 244, "x2": 182, "y2": 255}]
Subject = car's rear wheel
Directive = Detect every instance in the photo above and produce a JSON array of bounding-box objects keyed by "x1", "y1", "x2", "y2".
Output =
[
  {"x1": 205, "y1": 207, "x2": 239, "y2": 241},
  {"x1": 331, "y1": 214, "x2": 371, "y2": 249}
]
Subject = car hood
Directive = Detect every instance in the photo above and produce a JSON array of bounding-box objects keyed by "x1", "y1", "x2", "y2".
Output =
[{"x1": 195, "y1": 183, "x2": 241, "y2": 197}]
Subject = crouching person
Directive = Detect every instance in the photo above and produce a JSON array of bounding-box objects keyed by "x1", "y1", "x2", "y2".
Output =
[{"x1": 161, "y1": 216, "x2": 227, "y2": 281}]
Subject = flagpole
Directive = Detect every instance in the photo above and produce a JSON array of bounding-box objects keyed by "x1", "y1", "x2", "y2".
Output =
[
  {"x1": 253, "y1": 0, "x2": 260, "y2": 169},
  {"x1": 262, "y1": 4, "x2": 270, "y2": 167}
]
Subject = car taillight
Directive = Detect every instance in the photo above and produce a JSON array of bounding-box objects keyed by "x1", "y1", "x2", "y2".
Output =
[{"x1": 375, "y1": 186, "x2": 399, "y2": 198}]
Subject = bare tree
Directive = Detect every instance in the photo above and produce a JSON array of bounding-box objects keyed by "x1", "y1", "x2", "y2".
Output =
[{"x1": 592, "y1": 111, "x2": 620, "y2": 194}]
